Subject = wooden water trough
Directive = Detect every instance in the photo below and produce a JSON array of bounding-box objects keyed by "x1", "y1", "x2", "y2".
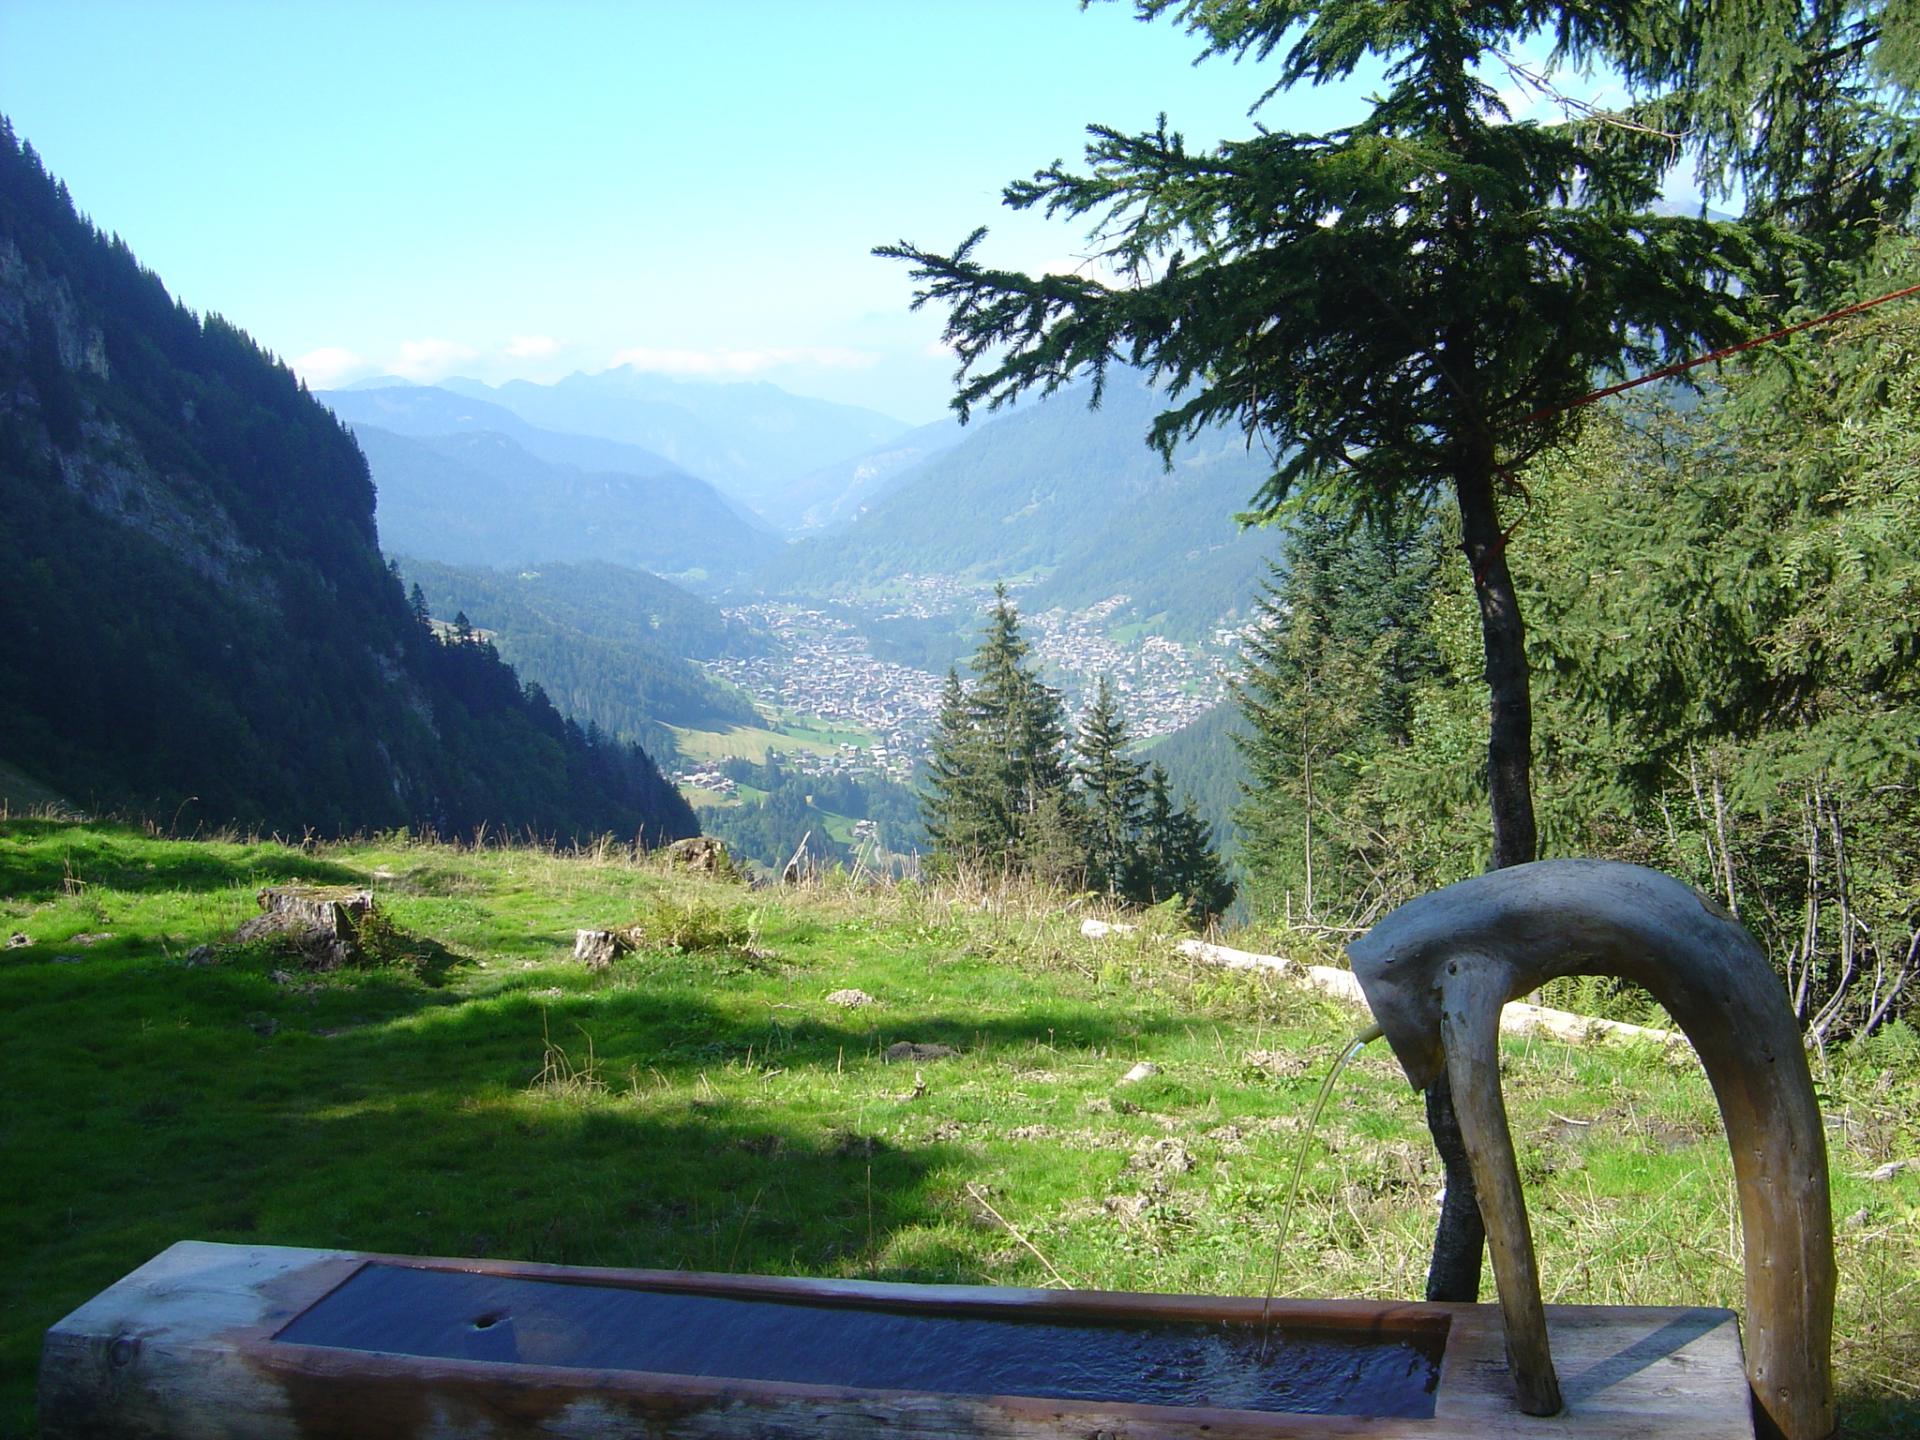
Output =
[{"x1": 40, "y1": 1240, "x2": 1757, "y2": 1439}]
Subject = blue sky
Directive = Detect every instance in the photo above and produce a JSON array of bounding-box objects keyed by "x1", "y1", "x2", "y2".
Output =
[{"x1": 4, "y1": 1, "x2": 1590, "y2": 422}]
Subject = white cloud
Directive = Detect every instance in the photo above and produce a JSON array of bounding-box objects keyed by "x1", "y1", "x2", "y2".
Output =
[
  {"x1": 291, "y1": 346, "x2": 367, "y2": 389},
  {"x1": 390, "y1": 338, "x2": 479, "y2": 380},
  {"x1": 505, "y1": 334, "x2": 561, "y2": 359},
  {"x1": 607, "y1": 344, "x2": 880, "y2": 376},
  {"x1": 922, "y1": 338, "x2": 958, "y2": 360}
]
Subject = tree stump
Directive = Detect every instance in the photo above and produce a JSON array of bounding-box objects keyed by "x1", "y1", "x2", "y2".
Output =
[
  {"x1": 660, "y1": 836, "x2": 744, "y2": 881},
  {"x1": 231, "y1": 886, "x2": 375, "y2": 968},
  {"x1": 572, "y1": 929, "x2": 626, "y2": 970}
]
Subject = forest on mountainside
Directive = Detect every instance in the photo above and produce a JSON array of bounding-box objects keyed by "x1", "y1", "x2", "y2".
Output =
[
  {"x1": 396, "y1": 557, "x2": 765, "y2": 758},
  {"x1": 0, "y1": 121, "x2": 694, "y2": 842}
]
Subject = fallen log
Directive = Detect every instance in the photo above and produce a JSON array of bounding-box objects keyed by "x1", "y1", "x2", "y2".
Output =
[{"x1": 1080, "y1": 919, "x2": 1682, "y2": 1052}]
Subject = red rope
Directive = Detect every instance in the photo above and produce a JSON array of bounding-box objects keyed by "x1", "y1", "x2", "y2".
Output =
[{"x1": 1525, "y1": 280, "x2": 1920, "y2": 425}]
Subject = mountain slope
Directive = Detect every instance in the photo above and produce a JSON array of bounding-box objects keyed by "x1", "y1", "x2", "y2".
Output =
[
  {"x1": 1144, "y1": 702, "x2": 1251, "y2": 858},
  {"x1": 439, "y1": 369, "x2": 911, "y2": 527},
  {"x1": 0, "y1": 121, "x2": 693, "y2": 841},
  {"x1": 321, "y1": 382, "x2": 696, "y2": 495},
  {"x1": 782, "y1": 414, "x2": 967, "y2": 531},
  {"x1": 348, "y1": 423, "x2": 779, "y2": 583},
  {"x1": 759, "y1": 373, "x2": 1285, "y2": 639},
  {"x1": 395, "y1": 557, "x2": 765, "y2": 756}
]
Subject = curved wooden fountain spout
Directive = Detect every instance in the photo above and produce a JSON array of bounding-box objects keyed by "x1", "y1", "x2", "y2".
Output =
[{"x1": 1348, "y1": 860, "x2": 1835, "y2": 1440}]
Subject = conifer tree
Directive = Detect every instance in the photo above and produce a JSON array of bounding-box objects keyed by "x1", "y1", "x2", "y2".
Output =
[
  {"x1": 408, "y1": 583, "x2": 431, "y2": 629},
  {"x1": 883, "y1": 6, "x2": 1777, "y2": 876},
  {"x1": 1235, "y1": 513, "x2": 1441, "y2": 919},
  {"x1": 1076, "y1": 674, "x2": 1147, "y2": 894},
  {"x1": 923, "y1": 667, "x2": 999, "y2": 863},
  {"x1": 968, "y1": 585, "x2": 1073, "y2": 857},
  {"x1": 1137, "y1": 764, "x2": 1235, "y2": 920}
]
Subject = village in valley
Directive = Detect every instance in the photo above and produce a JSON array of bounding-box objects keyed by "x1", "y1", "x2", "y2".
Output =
[{"x1": 670, "y1": 587, "x2": 1248, "y2": 798}]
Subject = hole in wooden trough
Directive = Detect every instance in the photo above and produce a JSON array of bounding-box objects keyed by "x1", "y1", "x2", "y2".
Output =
[{"x1": 275, "y1": 1263, "x2": 1448, "y2": 1417}]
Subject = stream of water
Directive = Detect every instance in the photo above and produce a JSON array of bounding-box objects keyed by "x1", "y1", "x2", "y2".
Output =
[{"x1": 1258, "y1": 1023, "x2": 1384, "y2": 1358}]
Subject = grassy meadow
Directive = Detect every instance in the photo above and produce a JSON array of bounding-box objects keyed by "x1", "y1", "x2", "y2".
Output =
[{"x1": 2, "y1": 817, "x2": 1915, "y2": 1437}]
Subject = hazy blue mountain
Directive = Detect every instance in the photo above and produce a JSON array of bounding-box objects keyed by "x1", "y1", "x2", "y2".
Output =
[
  {"x1": 784, "y1": 414, "x2": 968, "y2": 531},
  {"x1": 437, "y1": 368, "x2": 912, "y2": 527},
  {"x1": 322, "y1": 383, "x2": 673, "y2": 479},
  {"x1": 351, "y1": 424, "x2": 779, "y2": 585},
  {"x1": 759, "y1": 372, "x2": 1286, "y2": 639},
  {"x1": 395, "y1": 558, "x2": 765, "y2": 757},
  {"x1": 332, "y1": 373, "x2": 419, "y2": 390}
]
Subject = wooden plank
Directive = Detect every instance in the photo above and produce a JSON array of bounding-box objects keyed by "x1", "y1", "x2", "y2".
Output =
[{"x1": 40, "y1": 1241, "x2": 1754, "y2": 1439}]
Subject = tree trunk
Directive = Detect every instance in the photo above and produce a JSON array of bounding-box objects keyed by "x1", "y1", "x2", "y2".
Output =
[
  {"x1": 1455, "y1": 457, "x2": 1537, "y2": 870},
  {"x1": 1418, "y1": 447, "x2": 1541, "y2": 1302}
]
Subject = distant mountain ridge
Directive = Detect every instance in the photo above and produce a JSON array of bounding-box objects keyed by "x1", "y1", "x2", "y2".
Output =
[
  {"x1": 342, "y1": 419, "x2": 778, "y2": 585},
  {"x1": 322, "y1": 382, "x2": 688, "y2": 486},
  {"x1": 760, "y1": 372, "x2": 1286, "y2": 640},
  {"x1": 782, "y1": 414, "x2": 967, "y2": 531},
  {"x1": 437, "y1": 368, "x2": 913, "y2": 528}
]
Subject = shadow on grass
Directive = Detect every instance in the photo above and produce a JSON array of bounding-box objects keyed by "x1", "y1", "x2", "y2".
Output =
[
  {"x1": 0, "y1": 819, "x2": 364, "y2": 901},
  {"x1": 1838, "y1": 1396, "x2": 1919, "y2": 1439},
  {"x1": 3, "y1": 952, "x2": 1171, "y2": 1435}
]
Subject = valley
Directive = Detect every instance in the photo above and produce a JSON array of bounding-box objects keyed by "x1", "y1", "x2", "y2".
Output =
[{"x1": 314, "y1": 358, "x2": 1280, "y2": 866}]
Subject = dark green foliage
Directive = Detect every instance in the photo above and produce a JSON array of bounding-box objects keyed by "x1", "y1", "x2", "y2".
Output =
[
  {"x1": 0, "y1": 119, "x2": 694, "y2": 844},
  {"x1": 1143, "y1": 703, "x2": 1251, "y2": 859},
  {"x1": 1135, "y1": 764, "x2": 1235, "y2": 922},
  {"x1": 1228, "y1": 297, "x2": 1920, "y2": 1036},
  {"x1": 1233, "y1": 513, "x2": 1443, "y2": 921},
  {"x1": 1596, "y1": 0, "x2": 1920, "y2": 290},
  {"x1": 1077, "y1": 675, "x2": 1146, "y2": 895},
  {"x1": 880, "y1": 0, "x2": 1794, "y2": 871},
  {"x1": 396, "y1": 557, "x2": 763, "y2": 756},
  {"x1": 970, "y1": 587, "x2": 1075, "y2": 840},
  {"x1": 923, "y1": 596, "x2": 1231, "y2": 917},
  {"x1": 923, "y1": 596, "x2": 1083, "y2": 880},
  {"x1": 921, "y1": 597, "x2": 1080, "y2": 879},
  {"x1": 1512, "y1": 303, "x2": 1920, "y2": 1038},
  {"x1": 923, "y1": 668, "x2": 1002, "y2": 861}
]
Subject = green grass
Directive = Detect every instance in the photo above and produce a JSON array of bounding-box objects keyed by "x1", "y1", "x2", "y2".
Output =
[
  {"x1": 1107, "y1": 612, "x2": 1170, "y2": 644},
  {"x1": 2, "y1": 818, "x2": 1916, "y2": 1437}
]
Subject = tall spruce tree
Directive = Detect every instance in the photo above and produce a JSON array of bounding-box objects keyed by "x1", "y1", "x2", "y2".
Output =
[
  {"x1": 1076, "y1": 674, "x2": 1147, "y2": 895},
  {"x1": 923, "y1": 667, "x2": 1001, "y2": 864},
  {"x1": 1137, "y1": 764, "x2": 1236, "y2": 920},
  {"x1": 921, "y1": 590, "x2": 1077, "y2": 876},
  {"x1": 880, "y1": 0, "x2": 1794, "y2": 1305},
  {"x1": 969, "y1": 585, "x2": 1074, "y2": 863}
]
